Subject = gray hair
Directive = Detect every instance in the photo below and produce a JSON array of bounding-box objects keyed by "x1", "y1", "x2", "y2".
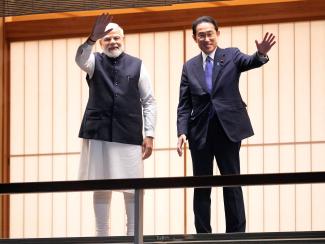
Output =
[{"x1": 105, "y1": 22, "x2": 124, "y2": 36}]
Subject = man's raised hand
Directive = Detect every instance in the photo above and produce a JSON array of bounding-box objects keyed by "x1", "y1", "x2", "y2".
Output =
[
  {"x1": 89, "y1": 13, "x2": 113, "y2": 42},
  {"x1": 255, "y1": 32, "x2": 276, "y2": 56}
]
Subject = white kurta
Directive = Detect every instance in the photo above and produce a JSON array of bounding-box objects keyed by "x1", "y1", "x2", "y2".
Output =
[
  {"x1": 78, "y1": 140, "x2": 143, "y2": 180},
  {"x1": 75, "y1": 42, "x2": 156, "y2": 185}
]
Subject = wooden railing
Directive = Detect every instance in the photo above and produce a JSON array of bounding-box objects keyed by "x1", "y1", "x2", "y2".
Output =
[{"x1": 1, "y1": 171, "x2": 325, "y2": 243}]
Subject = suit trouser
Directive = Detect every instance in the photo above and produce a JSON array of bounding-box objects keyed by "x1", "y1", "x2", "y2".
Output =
[{"x1": 190, "y1": 115, "x2": 246, "y2": 233}]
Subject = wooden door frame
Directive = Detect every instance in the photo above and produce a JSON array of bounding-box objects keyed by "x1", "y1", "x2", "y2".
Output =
[{"x1": 1, "y1": 16, "x2": 10, "y2": 238}]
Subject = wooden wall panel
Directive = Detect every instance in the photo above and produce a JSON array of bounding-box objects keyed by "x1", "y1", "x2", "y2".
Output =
[
  {"x1": 5, "y1": 2, "x2": 325, "y2": 236},
  {"x1": 4, "y1": 0, "x2": 325, "y2": 41}
]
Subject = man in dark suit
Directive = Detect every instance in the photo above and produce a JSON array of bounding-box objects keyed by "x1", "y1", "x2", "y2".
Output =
[{"x1": 176, "y1": 16, "x2": 275, "y2": 233}]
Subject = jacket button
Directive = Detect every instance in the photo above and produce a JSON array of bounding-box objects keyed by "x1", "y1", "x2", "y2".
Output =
[
  {"x1": 115, "y1": 82, "x2": 118, "y2": 86},
  {"x1": 114, "y1": 93, "x2": 118, "y2": 97}
]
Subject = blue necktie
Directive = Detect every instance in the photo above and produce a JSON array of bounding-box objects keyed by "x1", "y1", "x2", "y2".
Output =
[{"x1": 205, "y1": 56, "x2": 213, "y2": 93}]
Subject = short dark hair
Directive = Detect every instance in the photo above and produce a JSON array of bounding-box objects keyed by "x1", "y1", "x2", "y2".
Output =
[{"x1": 192, "y1": 16, "x2": 218, "y2": 36}]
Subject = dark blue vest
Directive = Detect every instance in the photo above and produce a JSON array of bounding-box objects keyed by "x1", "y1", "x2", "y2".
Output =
[{"x1": 79, "y1": 52, "x2": 143, "y2": 145}]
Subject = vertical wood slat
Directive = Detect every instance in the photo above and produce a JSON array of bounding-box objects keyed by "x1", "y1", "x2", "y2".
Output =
[
  {"x1": 10, "y1": 42, "x2": 25, "y2": 238},
  {"x1": 68, "y1": 37, "x2": 87, "y2": 237},
  {"x1": 52, "y1": 40, "x2": 67, "y2": 237},
  {"x1": 169, "y1": 30, "x2": 185, "y2": 234},
  {"x1": 247, "y1": 25, "x2": 264, "y2": 232},
  {"x1": 24, "y1": 41, "x2": 39, "y2": 237},
  {"x1": 10, "y1": 42, "x2": 25, "y2": 155},
  {"x1": 38, "y1": 40, "x2": 54, "y2": 237},
  {"x1": 278, "y1": 23, "x2": 296, "y2": 231},
  {"x1": 24, "y1": 157, "x2": 38, "y2": 237},
  {"x1": 311, "y1": 21, "x2": 325, "y2": 142},
  {"x1": 311, "y1": 20, "x2": 325, "y2": 231},
  {"x1": 154, "y1": 32, "x2": 170, "y2": 234},
  {"x1": 294, "y1": 22, "x2": 311, "y2": 231},
  {"x1": 9, "y1": 158, "x2": 24, "y2": 238},
  {"x1": 263, "y1": 23, "x2": 280, "y2": 232},
  {"x1": 232, "y1": 25, "x2": 249, "y2": 233},
  {"x1": 38, "y1": 156, "x2": 53, "y2": 237}
]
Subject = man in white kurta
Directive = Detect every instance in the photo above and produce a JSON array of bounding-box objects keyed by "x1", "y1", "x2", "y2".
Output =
[{"x1": 75, "y1": 13, "x2": 156, "y2": 236}]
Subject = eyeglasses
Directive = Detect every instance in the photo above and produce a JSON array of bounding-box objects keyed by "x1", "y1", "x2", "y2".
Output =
[{"x1": 197, "y1": 32, "x2": 216, "y2": 41}]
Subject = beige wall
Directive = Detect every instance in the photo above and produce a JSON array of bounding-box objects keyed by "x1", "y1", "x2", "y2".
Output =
[{"x1": 9, "y1": 20, "x2": 325, "y2": 237}]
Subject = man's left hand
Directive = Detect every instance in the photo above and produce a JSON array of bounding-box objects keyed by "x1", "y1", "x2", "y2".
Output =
[
  {"x1": 255, "y1": 32, "x2": 276, "y2": 56},
  {"x1": 142, "y1": 137, "x2": 153, "y2": 160}
]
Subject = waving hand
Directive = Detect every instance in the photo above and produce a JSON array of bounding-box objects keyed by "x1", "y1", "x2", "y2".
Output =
[
  {"x1": 89, "y1": 13, "x2": 113, "y2": 42},
  {"x1": 255, "y1": 32, "x2": 276, "y2": 55}
]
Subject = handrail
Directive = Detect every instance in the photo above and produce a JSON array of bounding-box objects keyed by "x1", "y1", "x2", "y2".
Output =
[
  {"x1": 1, "y1": 171, "x2": 325, "y2": 194},
  {"x1": 1, "y1": 171, "x2": 325, "y2": 244},
  {"x1": 2, "y1": 231, "x2": 325, "y2": 243}
]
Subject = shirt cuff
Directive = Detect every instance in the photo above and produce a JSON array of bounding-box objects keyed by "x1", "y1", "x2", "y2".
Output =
[
  {"x1": 145, "y1": 130, "x2": 155, "y2": 138},
  {"x1": 256, "y1": 52, "x2": 269, "y2": 63},
  {"x1": 84, "y1": 42, "x2": 95, "y2": 48}
]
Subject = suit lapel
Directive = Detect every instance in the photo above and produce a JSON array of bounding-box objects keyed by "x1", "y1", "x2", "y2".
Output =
[
  {"x1": 212, "y1": 47, "x2": 225, "y2": 91},
  {"x1": 192, "y1": 54, "x2": 210, "y2": 93}
]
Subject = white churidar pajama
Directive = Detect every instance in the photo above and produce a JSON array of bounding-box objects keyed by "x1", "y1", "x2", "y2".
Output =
[{"x1": 76, "y1": 42, "x2": 156, "y2": 236}]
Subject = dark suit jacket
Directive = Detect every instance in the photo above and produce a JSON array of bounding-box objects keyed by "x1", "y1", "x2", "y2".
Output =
[{"x1": 177, "y1": 47, "x2": 268, "y2": 149}]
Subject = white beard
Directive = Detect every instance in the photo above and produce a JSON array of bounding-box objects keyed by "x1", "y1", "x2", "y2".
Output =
[{"x1": 103, "y1": 47, "x2": 123, "y2": 58}]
